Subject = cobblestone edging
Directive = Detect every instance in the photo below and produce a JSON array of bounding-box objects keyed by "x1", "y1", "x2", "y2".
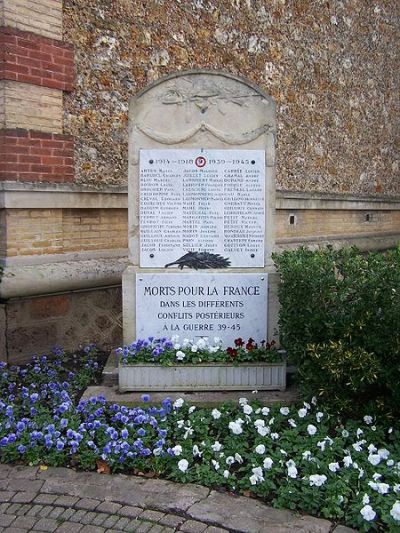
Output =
[{"x1": 0, "y1": 464, "x2": 357, "y2": 533}]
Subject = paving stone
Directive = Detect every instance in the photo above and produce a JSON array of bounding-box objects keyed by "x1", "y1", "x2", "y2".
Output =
[
  {"x1": 80, "y1": 526, "x2": 105, "y2": 533},
  {"x1": 113, "y1": 516, "x2": 130, "y2": 530},
  {"x1": 158, "y1": 513, "x2": 185, "y2": 528},
  {"x1": 204, "y1": 527, "x2": 229, "y2": 533},
  {"x1": 140, "y1": 509, "x2": 165, "y2": 523},
  {"x1": 118, "y1": 505, "x2": 142, "y2": 519},
  {"x1": 6, "y1": 504, "x2": 22, "y2": 515},
  {"x1": 15, "y1": 503, "x2": 32, "y2": 516},
  {"x1": 75, "y1": 498, "x2": 100, "y2": 511},
  {"x1": 59, "y1": 509, "x2": 75, "y2": 522},
  {"x1": 55, "y1": 522, "x2": 83, "y2": 533},
  {"x1": 0, "y1": 504, "x2": 10, "y2": 514},
  {"x1": 48, "y1": 507, "x2": 65, "y2": 520},
  {"x1": 147, "y1": 524, "x2": 166, "y2": 533},
  {"x1": 2, "y1": 527, "x2": 26, "y2": 533},
  {"x1": 332, "y1": 526, "x2": 358, "y2": 533},
  {"x1": 133, "y1": 522, "x2": 153, "y2": 533},
  {"x1": 80, "y1": 511, "x2": 98, "y2": 525},
  {"x1": 53, "y1": 496, "x2": 79, "y2": 508},
  {"x1": 12, "y1": 515, "x2": 38, "y2": 529},
  {"x1": 34, "y1": 494, "x2": 58, "y2": 505},
  {"x1": 33, "y1": 517, "x2": 60, "y2": 532},
  {"x1": 179, "y1": 520, "x2": 208, "y2": 533},
  {"x1": 91, "y1": 513, "x2": 107, "y2": 526},
  {"x1": 187, "y1": 490, "x2": 332, "y2": 533},
  {"x1": 0, "y1": 465, "x2": 12, "y2": 479},
  {"x1": 96, "y1": 501, "x2": 122, "y2": 515},
  {"x1": 11, "y1": 491, "x2": 36, "y2": 504},
  {"x1": 102, "y1": 514, "x2": 119, "y2": 528},
  {"x1": 7, "y1": 479, "x2": 44, "y2": 492},
  {"x1": 0, "y1": 514, "x2": 16, "y2": 527},
  {"x1": 69, "y1": 510, "x2": 87, "y2": 523},
  {"x1": 27, "y1": 505, "x2": 44, "y2": 516},
  {"x1": 0, "y1": 491, "x2": 15, "y2": 503}
]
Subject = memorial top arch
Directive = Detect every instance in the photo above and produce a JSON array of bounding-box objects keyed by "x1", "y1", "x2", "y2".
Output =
[{"x1": 128, "y1": 70, "x2": 276, "y2": 268}]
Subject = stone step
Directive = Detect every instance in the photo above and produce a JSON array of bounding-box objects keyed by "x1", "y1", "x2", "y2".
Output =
[{"x1": 82, "y1": 383, "x2": 301, "y2": 407}]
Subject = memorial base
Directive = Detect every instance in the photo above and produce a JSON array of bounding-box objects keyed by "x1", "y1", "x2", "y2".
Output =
[{"x1": 118, "y1": 361, "x2": 286, "y2": 392}]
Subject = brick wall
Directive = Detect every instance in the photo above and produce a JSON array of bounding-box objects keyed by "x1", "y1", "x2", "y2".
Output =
[
  {"x1": 0, "y1": 129, "x2": 74, "y2": 182},
  {"x1": 0, "y1": 0, "x2": 62, "y2": 40},
  {"x1": 4, "y1": 208, "x2": 128, "y2": 257},
  {"x1": 0, "y1": 27, "x2": 75, "y2": 91}
]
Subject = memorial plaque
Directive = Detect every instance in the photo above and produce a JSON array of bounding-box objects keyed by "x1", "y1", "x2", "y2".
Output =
[
  {"x1": 136, "y1": 273, "x2": 267, "y2": 346},
  {"x1": 140, "y1": 149, "x2": 265, "y2": 268}
]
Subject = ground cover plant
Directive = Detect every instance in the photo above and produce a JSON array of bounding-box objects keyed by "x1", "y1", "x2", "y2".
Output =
[
  {"x1": 0, "y1": 347, "x2": 399, "y2": 531},
  {"x1": 273, "y1": 246, "x2": 400, "y2": 419}
]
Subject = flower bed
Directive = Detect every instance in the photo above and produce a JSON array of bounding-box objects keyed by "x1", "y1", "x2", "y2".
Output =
[
  {"x1": 0, "y1": 347, "x2": 399, "y2": 531},
  {"x1": 118, "y1": 336, "x2": 286, "y2": 392}
]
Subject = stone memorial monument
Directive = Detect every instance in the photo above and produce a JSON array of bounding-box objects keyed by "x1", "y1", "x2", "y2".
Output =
[{"x1": 123, "y1": 70, "x2": 278, "y2": 347}]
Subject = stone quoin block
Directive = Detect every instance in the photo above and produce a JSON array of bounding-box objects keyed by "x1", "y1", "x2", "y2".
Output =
[
  {"x1": 0, "y1": 27, "x2": 75, "y2": 92},
  {"x1": 0, "y1": 0, "x2": 63, "y2": 40}
]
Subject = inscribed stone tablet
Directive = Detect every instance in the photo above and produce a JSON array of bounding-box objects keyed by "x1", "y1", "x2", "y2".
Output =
[
  {"x1": 139, "y1": 149, "x2": 265, "y2": 268},
  {"x1": 136, "y1": 273, "x2": 267, "y2": 346}
]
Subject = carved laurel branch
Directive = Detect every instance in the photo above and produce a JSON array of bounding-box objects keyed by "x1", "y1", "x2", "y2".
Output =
[{"x1": 135, "y1": 122, "x2": 274, "y2": 145}]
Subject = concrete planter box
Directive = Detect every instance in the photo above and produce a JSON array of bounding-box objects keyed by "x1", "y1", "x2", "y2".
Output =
[{"x1": 118, "y1": 361, "x2": 286, "y2": 392}]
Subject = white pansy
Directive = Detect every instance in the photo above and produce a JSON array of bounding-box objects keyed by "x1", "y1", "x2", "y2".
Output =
[
  {"x1": 269, "y1": 417, "x2": 275, "y2": 426},
  {"x1": 211, "y1": 459, "x2": 220, "y2": 470},
  {"x1": 183, "y1": 426, "x2": 194, "y2": 439},
  {"x1": 378, "y1": 448, "x2": 390, "y2": 460},
  {"x1": 390, "y1": 502, "x2": 400, "y2": 521},
  {"x1": 352, "y1": 441, "x2": 364, "y2": 452},
  {"x1": 171, "y1": 335, "x2": 180, "y2": 343},
  {"x1": 229, "y1": 421, "x2": 243, "y2": 435},
  {"x1": 250, "y1": 466, "x2": 264, "y2": 485},
  {"x1": 358, "y1": 468, "x2": 365, "y2": 479},
  {"x1": 211, "y1": 441, "x2": 223, "y2": 452},
  {"x1": 211, "y1": 409, "x2": 221, "y2": 420},
  {"x1": 280, "y1": 449, "x2": 287, "y2": 456},
  {"x1": 356, "y1": 428, "x2": 364, "y2": 437},
  {"x1": 307, "y1": 424, "x2": 317, "y2": 436},
  {"x1": 182, "y1": 338, "x2": 191, "y2": 348},
  {"x1": 191, "y1": 345, "x2": 198, "y2": 353},
  {"x1": 368, "y1": 454, "x2": 381, "y2": 466},
  {"x1": 363, "y1": 415, "x2": 373, "y2": 424},
  {"x1": 257, "y1": 426, "x2": 270, "y2": 436},
  {"x1": 302, "y1": 450, "x2": 312, "y2": 460},
  {"x1": 309, "y1": 474, "x2": 327, "y2": 487},
  {"x1": 238, "y1": 397, "x2": 248, "y2": 406},
  {"x1": 188, "y1": 406, "x2": 196, "y2": 414},
  {"x1": 287, "y1": 464, "x2": 298, "y2": 478},
  {"x1": 317, "y1": 440, "x2": 326, "y2": 452},
  {"x1": 243, "y1": 404, "x2": 253, "y2": 415},
  {"x1": 254, "y1": 419, "x2": 265, "y2": 427},
  {"x1": 316, "y1": 412, "x2": 324, "y2": 422},
  {"x1": 261, "y1": 407, "x2": 270, "y2": 416},
  {"x1": 174, "y1": 343, "x2": 181, "y2": 349},
  {"x1": 255, "y1": 444, "x2": 266, "y2": 454},
  {"x1": 395, "y1": 485, "x2": 400, "y2": 494},
  {"x1": 372, "y1": 473, "x2": 382, "y2": 481},
  {"x1": 171, "y1": 445, "x2": 182, "y2": 456},
  {"x1": 288, "y1": 418, "x2": 297, "y2": 428},
  {"x1": 311, "y1": 396, "x2": 317, "y2": 405},
  {"x1": 303, "y1": 401, "x2": 311, "y2": 409},
  {"x1": 213, "y1": 337, "x2": 222, "y2": 345},
  {"x1": 223, "y1": 470, "x2": 230, "y2": 479},
  {"x1": 192, "y1": 445, "x2": 202, "y2": 457},
  {"x1": 387, "y1": 459, "x2": 395, "y2": 467},
  {"x1": 368, "y1": 481, "x2": 390, "y2": 494},
  {"x1": 298, "y1": 408, "x2": 307, "y2": 418},
  {"x1": 234, "y1": 453, "x2": 243, "y2": 463},
  {"x1": 360, "y1": 505, "x2": 376, "y2": 521},
  {"x1": 226, "y1": 456, "x2": 235, "y2": 465},
  {"x1": 343, "y1": 455, "x2": 353, "y2": 467},
  {"x1": 173, "y1": 398, "x2": 184, "y2": 408},
  {"x1": 280, "y1": 407, "x2": 290, "y2": 415},
  {"x1": 196, "y1": 338, "x2": 207, "y2": 349},
  {"x1": 368, "y1": 444, "x2": 377, "y2": 453},
  {"x1": 362, "y1": 494, "x2": 370, "y2": 504},
  {"x1": 329, "y1": 462, "x2": 340, "y2": 472},
  {"x1": 175, "y1": 350, "x2": 185, "y2": 361},
  {"x1": 177, "y1": 420, "x2": 185, "y2": 428},
  {"x1": 178, "y1": 459, "x2": 189, "y2": 472},
  {"x1": 271, "y1": 432, "x2": 279, "y2": 440},
  {"x1": 263, "y1": 457, "x2": 273, "y2": 469},
  {"x1": 342, "y1": 429, "x2": 349, "y2": 438}
]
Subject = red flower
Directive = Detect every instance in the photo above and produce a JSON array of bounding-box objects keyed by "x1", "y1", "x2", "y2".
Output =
[
  {"x1": 234, "y1": 337, "x2": 244, "y2": 347},
  {"x1": 227, "y1": 347, "x2": 238, "y2": 358}
]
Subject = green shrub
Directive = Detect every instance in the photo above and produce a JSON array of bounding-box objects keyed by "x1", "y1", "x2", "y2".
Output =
[{"x1": 273, "y1": 245, "x2": 400, "y2": 417}]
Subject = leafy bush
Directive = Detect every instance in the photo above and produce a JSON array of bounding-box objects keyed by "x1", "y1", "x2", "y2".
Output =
[{"x1": 273, "y1": 246, "x2": 400, "y2": 417}]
